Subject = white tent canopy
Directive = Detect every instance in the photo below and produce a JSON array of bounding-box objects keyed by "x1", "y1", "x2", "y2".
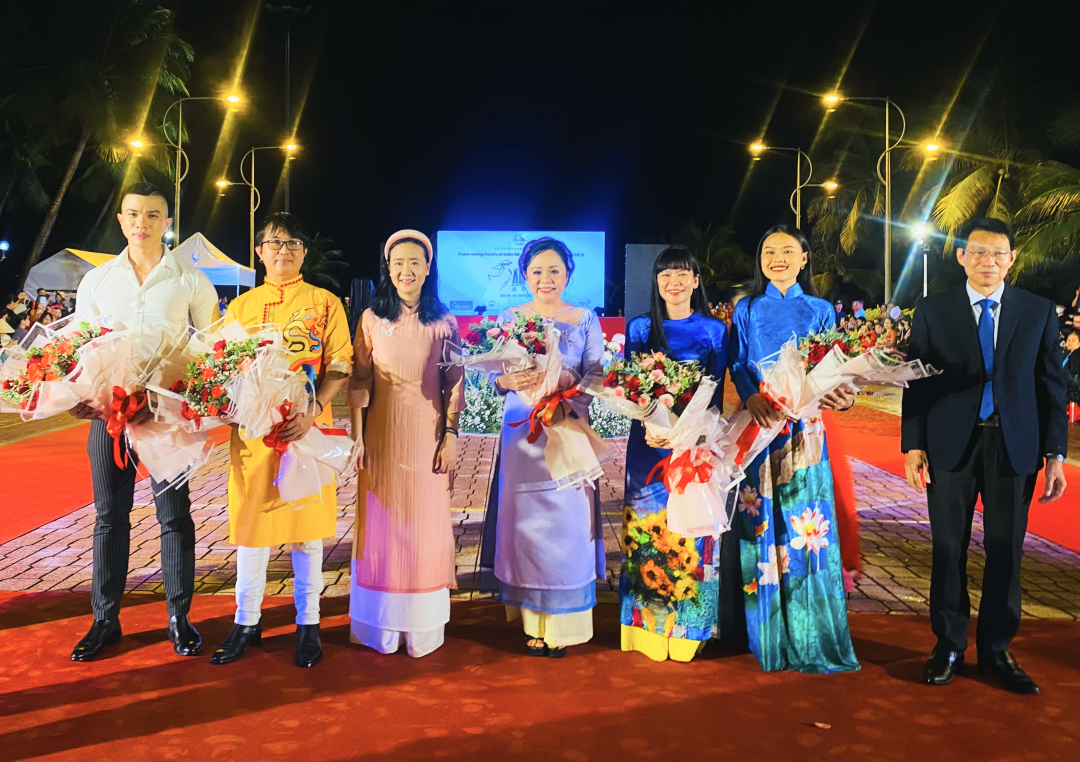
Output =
[
  {"x1": 171, "y1": 232, "x2": 255, "y2": 288},
  {"x1": 24, "y1": 248, "x2": 116, "y2": 293}
]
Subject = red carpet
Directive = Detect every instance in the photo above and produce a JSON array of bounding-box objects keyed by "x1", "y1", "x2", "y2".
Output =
[
  {"x1": 0, "y1": 425, "x2": 232, "y2": 545},
  {"x1": 831, "y1": 405, "x2": 1080, "y2": 553},
  {"x1": 0, "y1": 592, "x2": 1077, "y2": 761}
]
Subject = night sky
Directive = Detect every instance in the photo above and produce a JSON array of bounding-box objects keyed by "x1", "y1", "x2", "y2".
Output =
[{"x1": 4, "y1": 0, "x2": 1079, "y2": 309}]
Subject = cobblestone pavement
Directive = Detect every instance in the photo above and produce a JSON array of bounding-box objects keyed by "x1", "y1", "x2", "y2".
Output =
[{"x1": 3, "y1": 427, "x2": 1080, "y2": 620}]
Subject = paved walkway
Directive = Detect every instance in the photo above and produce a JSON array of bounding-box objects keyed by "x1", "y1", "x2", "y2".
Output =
[{"x1": 3, "y1": 423, "x2": 1080, "y2": 621}]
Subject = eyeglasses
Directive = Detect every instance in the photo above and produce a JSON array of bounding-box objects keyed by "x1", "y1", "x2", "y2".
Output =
[
  {"x1": 962, "y1": 248, "x2": 1013, "y2": 263},
  {"x1": 261, "y1": 239, "x2": 304, "y2": 251}
]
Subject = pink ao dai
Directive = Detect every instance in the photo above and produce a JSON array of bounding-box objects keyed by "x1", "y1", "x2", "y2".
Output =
[{"x1": 348, "y1": 306, "x2": 465, "y2": 593}]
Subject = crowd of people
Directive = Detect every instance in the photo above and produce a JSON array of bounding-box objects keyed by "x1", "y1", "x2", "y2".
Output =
[
  {"x1": 1, "y1": 289, "x2": 77, "y2": 346},
  {"x1": 6, "y1": 181, "x2": 1066, "y2": 698}
]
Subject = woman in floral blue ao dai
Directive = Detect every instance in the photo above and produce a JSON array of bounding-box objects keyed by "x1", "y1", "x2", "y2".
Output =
[{"x1": 727, "y1": 225, "x2": 860, "y2": 673}]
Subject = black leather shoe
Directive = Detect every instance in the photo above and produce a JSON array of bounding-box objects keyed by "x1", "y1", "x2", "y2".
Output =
[
  {"x1": 978, "y1": 650, "x2": 1040, "y2": 694},
  {"x1": 923, "y1": 649, "x2": 964, "y2": 685},
  {"x1": 71, "y1": 619, "x2": 122, "y2": 662},
  {"x1": 295, "y1": 624, "x2": 322, "y2": 668},
  {"x1": 167, "y1": 615, "x2": 202, "y2": 656},
  {"x1": 210, "y1": 623, "x2": 262, "y2": 665}
]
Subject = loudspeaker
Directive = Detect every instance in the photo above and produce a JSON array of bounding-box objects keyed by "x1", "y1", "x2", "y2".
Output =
[
  {"x1": 349, "y1": 278, "x2": 374, "y2": 334},
  {"x1": 624, "y1": 244, "x2": 667, "y2": 321}
]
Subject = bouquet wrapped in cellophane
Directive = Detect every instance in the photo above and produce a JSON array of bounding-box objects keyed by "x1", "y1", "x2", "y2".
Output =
[
  {"x1": 505, "y1": 319, "x2": 610, "y2": 489},
  {"x1": 136, "y1": 319, "x2": 311, "y2": 488},
  {"x1": 262, "y1": 401, "x2": 360, "y2": 505},
  {"x1": 589, "y1": 351, "x2": 729, "y2": 537},
  {"x1": 0, "y1": 311, "x2": 171, "y2": 471},
  {"x1": 708, "y1": 330, "x2": 939, "y2": 491},
  {"x1": 445, "y1": 312, "x2": 552, "y2": 379}
]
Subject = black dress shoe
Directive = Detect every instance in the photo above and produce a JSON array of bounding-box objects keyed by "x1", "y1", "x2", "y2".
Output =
[
  {"x1": 167, "y1": 615, "x2": 202, "y2": 657},
  {"x1": 210, "y1": 623, "x2": 262, "y2": 665},
  {"x1": 923, "y1": 649, "x2": 964, "y2": 685},
  {"x1": 295, "y1": 624, "x2": 322, "y2": 668},
  {"x1": 71, "y1": 619, "x2": 122, "y2": 662},
  {"x1": 978, "y1": 650, "x2": 1040, "y2": 694}
]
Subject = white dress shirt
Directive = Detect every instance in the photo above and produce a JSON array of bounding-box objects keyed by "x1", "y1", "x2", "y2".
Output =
[
  {"x1": 76, "y1": 246, "x2": 218, "y2": 349},
  {"x1": 966, "y1": 281, "x2": 1005, "y2": 348}
]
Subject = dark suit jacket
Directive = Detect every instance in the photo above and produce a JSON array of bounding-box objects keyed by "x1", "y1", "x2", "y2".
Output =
[{"x1": 901, "y1": 283, "x2": 1068, "y2": 475}]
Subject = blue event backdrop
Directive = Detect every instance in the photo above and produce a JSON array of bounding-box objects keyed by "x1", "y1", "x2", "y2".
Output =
[{"x1": 436, "y1": 231, "x2": 605, "y2": 316}]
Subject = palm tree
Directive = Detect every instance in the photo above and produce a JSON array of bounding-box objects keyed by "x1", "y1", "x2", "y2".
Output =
[
  {"x1": 1, "y1": 0, "x2": 193, "y2": 288},
  {"x1": 670, "y1": 221, "x2": 752, "y2": 291},
  {"x1": 301, "y1": 234, "x2": 351, "y2": 293}
]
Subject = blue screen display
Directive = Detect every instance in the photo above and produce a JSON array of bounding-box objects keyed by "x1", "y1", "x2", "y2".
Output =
[{"x1": 436, "y1": 230, "x2": 605, "y2": 316}]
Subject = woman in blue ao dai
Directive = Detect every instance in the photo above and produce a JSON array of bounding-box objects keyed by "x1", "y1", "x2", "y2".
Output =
[
  {"x1": 727, "y1": 225, "x2": 860, "y2": 673},
  {"x1": 619, "y1": 246, "x2": 730, "y2": 662},
  {"x1": 485, "y1": 238, "x2": 606, "y2": 657}
]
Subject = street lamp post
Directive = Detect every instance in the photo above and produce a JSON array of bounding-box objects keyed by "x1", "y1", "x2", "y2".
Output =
[
  {"x1": 913, "y1": 223, "x2": 934, "y2": 298},
  {"x1": 750, "y1": 144, "x2": 814, "y2": 228},
  {"x1": 823, "y1": 94, "x2": 907, "y2": 303},
  {"x1": 162, "y1": 94, "x2": 240, "y2": 242},
  {"x1": 238, "y1": 144, "x2": 299, "y2": 269},
  {"x1": 789, "y1": 180, "x2": 840, "y2": 218}
]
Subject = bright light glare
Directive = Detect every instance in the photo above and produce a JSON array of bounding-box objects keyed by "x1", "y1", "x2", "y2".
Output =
[
  {"x1": 924, "y1": 143, "x2": 940, "y2": 152},
  {"x1": 165, "y1": 230, "x2": 175, "y2": 241},
  {"x1": 226, "y1": 94, "x2": 241, "y2": 103},
  {"x1": 130, "y1": 139, "x2": 144, "y2": 148},
  {"x1": 750, "y1": 144, "x2": 766, "y2": 152},
  {"x1": 823, "y1": 180, "x2": 839, "y2": 190},
  {"x1": 913, "y1": 223, "x2": 928, "y2": 240},
  {"x1": 215, "y1": 179, "x2": 229, "y2": 187},
  {"x1": 285, "y1": 143, "x2": 298, "y2": 151},
  {"x1": 0, "y1": 241, "x2": 9, "y2": 251},
  {"x1": 823, "y1": 93, "x2": 842, "y2": 103}
]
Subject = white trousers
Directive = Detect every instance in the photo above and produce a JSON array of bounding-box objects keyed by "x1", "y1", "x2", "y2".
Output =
[
  {"x1": 350, "y1": 621, "x2": 446, "y2": 658},
  {"x1": 235, "y1": 541, "x2": 324, "y2": 626}
]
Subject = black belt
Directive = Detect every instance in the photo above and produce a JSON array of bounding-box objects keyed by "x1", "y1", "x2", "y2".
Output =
[{"x1": 977, "y1": 414, "x2": 1000, "y2": 427}]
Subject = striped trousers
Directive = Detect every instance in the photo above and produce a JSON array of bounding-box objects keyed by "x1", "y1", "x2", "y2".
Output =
[{"x1": 87, "y1": 420, "x2": 195, "y2": 620}]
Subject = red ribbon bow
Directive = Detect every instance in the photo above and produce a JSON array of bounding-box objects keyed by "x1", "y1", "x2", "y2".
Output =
[
  {"x1": 509, "y1": 388, "x2": 582, "y2": 444},
  {"x1": 106, "y1": 386, "x2": 147, "y2": 470},
  {"x1": 262, "y1": 402, "x2": 294, "y2": 461},
  {"x1": 646, "y1": 447, "x2": 716, "y2": 494},
  {"x1": 733, "y1": 383, "x2": 787, "y2": 466}
]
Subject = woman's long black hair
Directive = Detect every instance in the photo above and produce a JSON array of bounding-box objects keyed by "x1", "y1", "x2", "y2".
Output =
[
  {"x1": 372, "y1": 237, "x2": 449, "y2": 325},
  {"x1": 745, "y1": 224, "x2": 818, "y2": 313},
  {"x1": 645, "y1": 245, "x2": 715, "y2": 353}
]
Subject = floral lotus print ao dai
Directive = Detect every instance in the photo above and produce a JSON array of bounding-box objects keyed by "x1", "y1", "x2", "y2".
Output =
[{"x1": 728, "y1": 282, "x2": 859, "y2": 673}]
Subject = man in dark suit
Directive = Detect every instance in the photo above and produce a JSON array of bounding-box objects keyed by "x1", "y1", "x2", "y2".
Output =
[{"x1": 902, "y1": 217, "x2": 1067, "y2": 694}]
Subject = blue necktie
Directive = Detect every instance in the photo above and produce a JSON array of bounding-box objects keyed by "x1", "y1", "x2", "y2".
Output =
[{"x1": 977, "y1": 298, "x2": 996, "y2": 420}]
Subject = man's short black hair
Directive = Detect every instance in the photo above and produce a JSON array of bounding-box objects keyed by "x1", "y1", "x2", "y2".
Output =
[
  {"x1": 121, "y1": 182, "x2": 170, "y2": 215},
  {"x1": 256, "y1": 211, "x2": 310, "y2": 247},
  {"x1": 959, "y1": 217, "x2": 1016, "y2": 250}
]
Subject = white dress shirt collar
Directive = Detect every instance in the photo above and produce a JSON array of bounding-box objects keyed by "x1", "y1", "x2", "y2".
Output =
[{"x1": 966, "y1": 280, "x2": 1005, "y2": 307}]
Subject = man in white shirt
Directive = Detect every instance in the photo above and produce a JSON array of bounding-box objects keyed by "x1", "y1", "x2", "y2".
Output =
[{"x1": 69, "y1": 183, "x2": 218, "y2": 662}]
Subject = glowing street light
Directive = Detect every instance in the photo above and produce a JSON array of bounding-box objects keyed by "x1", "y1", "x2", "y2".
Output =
[
  {"x1": 790, "y1": 180, "x2": 840, "y2": 213},
  {"x1": 215, "y1": 179, "x2": 230, "y2": 188},
  {"x1": 924, "y1": 143, "x2": 940, "y2": 152},
  {"x1": 911, "y1": 222, "x2": 934, "y2": 297},
  {"x1": 238, "y1": 144, "x2": 301, "y2": 268},
  {"x1": 750, "y1": 143, "x2": 814, "y2": 228},
  {"x1": 823, "y1": 180, "x2": 839, "y2": 191},
  {"x1": 130, "y1": 139, "x2": 144, "y2": 148},
  {"x1": 162, "y1": 93, "x2": 246, "y2": 241},
  {"x1": 822, "y1": 92, "x2": 907, "y2": 303}
]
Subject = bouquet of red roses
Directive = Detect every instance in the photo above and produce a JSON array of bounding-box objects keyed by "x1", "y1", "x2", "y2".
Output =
[
  {"x1": 709, "y1": 331, "x2": 939, "y2": 492},
  {"x1": 590, "y1": 351, "x2": 730, "y2": 536},
  {"x1": 0, "y1": 320, "x2": 109, "y2": 415},
  {"x1": 451, "y1": 311, "x2": 552, "y2": 377},
  {"x1": 171, "y1": 336, "x2": 265, "y2": 423}
]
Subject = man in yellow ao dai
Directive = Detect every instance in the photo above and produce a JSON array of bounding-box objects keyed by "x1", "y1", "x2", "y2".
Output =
[{"x1": 211, "y1": 213, "x2": 353, "y2": 669}]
